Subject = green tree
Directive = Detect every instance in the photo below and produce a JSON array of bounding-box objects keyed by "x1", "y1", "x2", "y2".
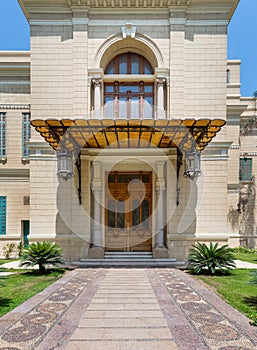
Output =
[
  {"x1": 187, "y1": 242, "x2": 236, "y2": 275},
  {"x1": 20, "y1": 241, "x2": 64, "y2": 274}
]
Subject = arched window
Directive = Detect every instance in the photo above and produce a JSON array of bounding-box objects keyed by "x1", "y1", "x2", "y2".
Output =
[
  {"x1": 104, "y1": 53, "x2": 154, "y2": 119},
  {"x1": 105, "y1": 53, "x2": 153, "y2": 75}
]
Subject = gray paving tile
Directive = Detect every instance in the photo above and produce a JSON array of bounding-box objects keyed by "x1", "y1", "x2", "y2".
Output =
[
  {"x1": 77, "y1": 317, "x2": 168, "y2": 328},
  {"x1": 87, "y1": 303, "x2": 161, "y2": 310},
  {"x1": 91, "y1": 297, "x2": 158, "y2": 304},
  {"x1": 65, "y1": 340, "x2": 178, "y2": 350},
  {"x1": 71, "y1": 327, "x2": 173, "y2": 340},
  {"x1": 82, "y1": 310, "x2": 164, "y2": 318}
]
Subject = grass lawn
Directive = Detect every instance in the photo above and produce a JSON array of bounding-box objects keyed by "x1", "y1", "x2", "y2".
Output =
[
  {"x1": 196, "y1": 269, "x2": 257, "y2": 320},
  {"x1": 0, "y1": 268, "x2": 66, "y2": 317},
  {"x1": 234, "y1": 252, "x2": 257, "y2": 264}
]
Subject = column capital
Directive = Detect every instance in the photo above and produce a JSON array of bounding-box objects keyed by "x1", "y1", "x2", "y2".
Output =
[
  {"x1": 91, "y1": 181, "x2": 102, "y2": 192},
  {"x1": 156, "y1": 181, "x2": 166, "y2": 192},
  {"x1": 92, "y1": 78, "x2": 103, "y2": 88},
  {"x1": 156, "y1": 78, "x2": 166, "y2": 86},
  {"x1": 156, "y1": 160, "x2": 166, "y2": 167},
  {"x1": 92, "y1": 161, "x2": 102, "y2": 191}
]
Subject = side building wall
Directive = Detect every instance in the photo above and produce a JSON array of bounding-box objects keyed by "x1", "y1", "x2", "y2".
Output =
[{"x1": 0, "y1": 52, "x2": 31, "y2": 255}]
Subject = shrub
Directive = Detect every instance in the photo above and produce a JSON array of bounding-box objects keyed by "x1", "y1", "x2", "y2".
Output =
[
  {"x1": 17, "y1": 241, "x2": 24, "y2": 257},
  {"x1": 187, "y1": 242, "x2": 236, "y2": 275},
  {"x1": 2, "y1": 243, "x2": 16, "y2": 259},
  {"x1": 231, "y1": 247, "x2": 257, "y2": 254},
  {"x1": 20, "y1": 241, "x2": 64, "y2": 274}
]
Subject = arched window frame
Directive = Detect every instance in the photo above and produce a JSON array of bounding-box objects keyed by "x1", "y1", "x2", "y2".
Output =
[
  {"x1": 103, "y1": 53, "x2": 155, "y2": 119},
  {"x1": 90, "y1": 52, "x2": 168, "y2": 119}
]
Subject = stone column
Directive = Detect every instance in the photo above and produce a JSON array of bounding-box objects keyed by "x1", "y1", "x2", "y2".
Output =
[
  {"x1": 156, "y1": 78, "x2": 166, "y2": 119},
  {"x1": 92, "y1": 78, "x2": 102, "y2": 119},
  {"x1": 153, "y1": 161, "x2": 168, "y2": 258},
  {"x1": 88, "y1": 161, "x2": 104, "y2": 259}
]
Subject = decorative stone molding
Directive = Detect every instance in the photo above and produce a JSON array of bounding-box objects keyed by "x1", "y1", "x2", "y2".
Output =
[
  {"x1": 0, "y1": 104, "x2": 30, "y2": 110},
  {"x1": 95, "y1": 33, "x2": 164, "y2": 68},
  {"x1": 240, "y1": 152, "x2": 257, "y2": 157},
  {"x1": 121, "y1": 23, "x2": 136, "y2": 39},
  {"x1": 0, "y1": 169, "x2": 30, "y2": 181},
  {"x1": 67, "y1": 0, "x2": 191, "y2": 7},
  {"x1": 0, "y1": 158, "x2": 7, "y2": 165},
  {"x1": 88, "y1": 68, "x2": 104, "y2": 80},
  {"x1": 227, "y1": 183, "x2": 239, "y2": 191}
]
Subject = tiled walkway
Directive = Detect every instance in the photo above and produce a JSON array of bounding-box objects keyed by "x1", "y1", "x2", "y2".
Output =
[{"x1": 0, "y1": 268, "x2": 257, "y2": 349}]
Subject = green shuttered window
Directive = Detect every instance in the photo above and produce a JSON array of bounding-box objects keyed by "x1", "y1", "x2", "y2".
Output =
[
  {"x1": 22, "y1": 113, "x2": 31, "y2": 157},
  {"x1": 240, "y1": 158, "x2": 252, "y2": 181},
  {"x1": 0, "y1": 113, "x2": 6, "y2": 157},
  {"x1": 0, "y1": 196, "x2": 6, "y2": 235}
]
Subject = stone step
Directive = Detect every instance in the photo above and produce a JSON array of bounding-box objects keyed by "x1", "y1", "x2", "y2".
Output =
[
  {"x1": 104, "y1": 251, "x2": 153, "y2": 256},
  {"x1": 104, "y1": 255, "x2": 153, "y2": 260},
  {"x1": 72, "y1": 258, "x2": 185, "y2": 268}
]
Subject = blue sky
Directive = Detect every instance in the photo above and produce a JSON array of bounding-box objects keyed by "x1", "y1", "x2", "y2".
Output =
[{"x1": 0, "y1": 0, "x2": 256, "y2": 96}]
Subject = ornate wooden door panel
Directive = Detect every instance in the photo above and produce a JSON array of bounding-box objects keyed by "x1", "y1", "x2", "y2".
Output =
[{"x1": 105, "y1": 172, "x2": 152, "y2": 252}]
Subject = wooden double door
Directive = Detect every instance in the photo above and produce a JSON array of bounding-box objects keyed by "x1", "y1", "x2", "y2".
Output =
[{"x1": 105, "y1": 172, "x2": 152, "y2": 252}]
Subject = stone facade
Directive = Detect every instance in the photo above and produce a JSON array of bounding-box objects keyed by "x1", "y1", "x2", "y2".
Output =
[{"x1": 2, "y1": 0, "x2": 256, "y2": 261}]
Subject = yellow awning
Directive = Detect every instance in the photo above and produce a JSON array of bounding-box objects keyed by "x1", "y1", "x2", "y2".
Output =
[{"x1": 31, "y1": 118, "x2": 226, "y2": 152}]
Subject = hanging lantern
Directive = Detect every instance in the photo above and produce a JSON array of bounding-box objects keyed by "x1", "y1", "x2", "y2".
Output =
[
  {"x1": 57, "y1": 148, "x2": 74, "y2": 181},
  {"x1": 183, "y1": 149, "x2": 201, "y2": 180}
]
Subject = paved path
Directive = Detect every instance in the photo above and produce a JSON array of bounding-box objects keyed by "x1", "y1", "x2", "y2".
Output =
[
  {"x1": 0, "y1": 268, "x2": 257, "y2": 349},
  {"x1": 235, "y1": 260, "x2": 257, "y2": 269}
]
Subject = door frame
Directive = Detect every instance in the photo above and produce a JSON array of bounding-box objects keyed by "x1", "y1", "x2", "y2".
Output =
[{"x1": 105, "y1": 171, "x2": 153, "y2": 252}]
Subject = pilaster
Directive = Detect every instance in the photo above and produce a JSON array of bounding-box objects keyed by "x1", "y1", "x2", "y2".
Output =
[
  {"x1": 88, "y1": 161, "x2": 104, "y2": 258},
  {"x1": 153, "y1": 160, "x2": 168, "y2": 258},
  {"x1": 72, "y1": 9, "x2": 89, "y2": 117}
]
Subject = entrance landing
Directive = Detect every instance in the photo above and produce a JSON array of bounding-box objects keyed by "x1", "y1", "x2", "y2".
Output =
[{"x1": 0, "y1": 268, "x2": 257, "y2": 349}]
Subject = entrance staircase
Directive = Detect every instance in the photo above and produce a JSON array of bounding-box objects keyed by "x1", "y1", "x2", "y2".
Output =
[{"x1": 72, "y1": 252, "x2": 186, "y2": 268}]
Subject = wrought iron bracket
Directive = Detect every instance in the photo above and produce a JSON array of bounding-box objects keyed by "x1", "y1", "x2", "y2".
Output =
[
  {"x1": 75, "y1": 153, "x2": 82, "y2": 205},
  {"x1": 176, "y1": 149, "x2": 183, "y2": 206}
]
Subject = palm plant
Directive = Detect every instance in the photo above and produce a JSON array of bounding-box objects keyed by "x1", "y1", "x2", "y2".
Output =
[
  {"x1": 249, "y1": 270, "x2": 257, "y2": 285},
  {"x1": 187, "y1": 242, "x2": 236, "y2": 275},
  {"x1": 20, "y1": 241, "x2": 64, "y2": 274}
]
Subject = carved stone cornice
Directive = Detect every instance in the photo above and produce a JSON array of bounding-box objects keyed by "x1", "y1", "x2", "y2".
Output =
[
  {"x1": 68, "y1": 0, "x2": 191, "y2": 7},
  {"x1": 19, "y1": 0, "x2": 239, "y2": 23}
]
